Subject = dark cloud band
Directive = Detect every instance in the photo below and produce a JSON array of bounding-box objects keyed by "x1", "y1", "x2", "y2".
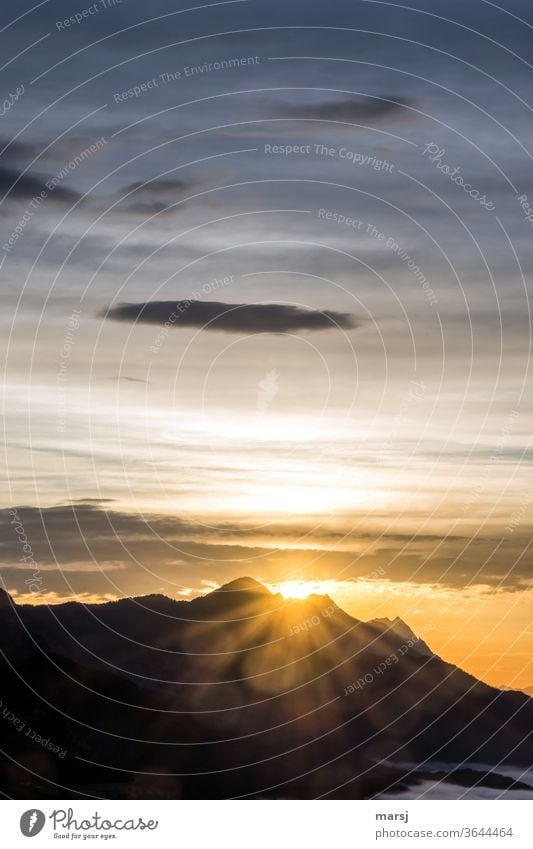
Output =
[
  {"x1": 103, "y1": 300, "x2": 360, "y2": 333},
  {"x1": 1, "y1": 504, "x2": 530, "y2": 594}
]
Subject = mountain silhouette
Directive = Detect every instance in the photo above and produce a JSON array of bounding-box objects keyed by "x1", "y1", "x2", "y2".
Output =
[{"x1": 0, "y1": 579, "x2": 532, "y2": 799}]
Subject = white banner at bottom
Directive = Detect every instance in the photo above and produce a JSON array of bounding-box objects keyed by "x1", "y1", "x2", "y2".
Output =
[{"x1": 1, "y1": 800, "x2": 531, "y2": 848}]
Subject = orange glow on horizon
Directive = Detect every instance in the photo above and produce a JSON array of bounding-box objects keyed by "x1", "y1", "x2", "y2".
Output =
[{"x1": 277, "y1": 580, "x2": 320, "y2": 599}]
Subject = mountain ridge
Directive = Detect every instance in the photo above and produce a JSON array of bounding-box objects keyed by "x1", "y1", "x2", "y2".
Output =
[
  {"x1": 2, "y1": 578, "x2": 423, "y2": 639},
  {"x1": 0, "y1": 577, "x2": 531, "y2": 799}
]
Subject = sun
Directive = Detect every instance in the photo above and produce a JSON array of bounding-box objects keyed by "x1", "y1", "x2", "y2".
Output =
[{"x1": 277, "y1": 581, "x2": 315, "y2": 600}]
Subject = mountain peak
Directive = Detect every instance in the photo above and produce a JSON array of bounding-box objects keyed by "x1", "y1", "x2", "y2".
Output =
[
  {"x1": 185, "y1": 577, "x2": 276, "y2": 620},
  {"x1": 0, "y1": 587, "x2": 13, "y2": 606},
  {"x1": 373, "y1": 615, "x2": 415, "y2": 635},
  {"x1": 214, "y1": 577, "x2": 271, "y2": 595}
]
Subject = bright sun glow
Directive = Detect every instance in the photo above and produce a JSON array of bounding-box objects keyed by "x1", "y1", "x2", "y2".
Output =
[{"x1": 277, "y1": 581, "x2": 316, "y2": 599}]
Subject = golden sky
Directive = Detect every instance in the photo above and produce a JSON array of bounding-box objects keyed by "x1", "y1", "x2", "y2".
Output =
[{"x1": 1, "y1": 0, "x2": 532, "y2": 695}]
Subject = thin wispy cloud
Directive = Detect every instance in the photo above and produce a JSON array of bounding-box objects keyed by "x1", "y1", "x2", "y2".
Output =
[{"x1": 275, "y1": 95, "x2": 415, "y2": 124}]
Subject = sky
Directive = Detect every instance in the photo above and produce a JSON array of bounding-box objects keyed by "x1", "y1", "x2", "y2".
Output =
[{"x1": 1, "y1": 0, "x2": 532, "y2": 689}]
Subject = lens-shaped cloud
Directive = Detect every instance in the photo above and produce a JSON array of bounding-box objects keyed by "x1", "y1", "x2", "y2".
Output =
[{"x1": 103, "y1": 300, "x2": 361, "y2": 333}]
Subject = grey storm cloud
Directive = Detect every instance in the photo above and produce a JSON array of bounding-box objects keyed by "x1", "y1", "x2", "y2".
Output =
[
  {"x1": 103, "y1": 300, "x2": 360, "y2": 333},
  {"x1": 275, "y1": 95, "x2": 415, "y2": 124}
]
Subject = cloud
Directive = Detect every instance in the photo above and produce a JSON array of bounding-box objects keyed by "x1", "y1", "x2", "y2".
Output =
[
  {"x1": 121, "y1": 178, "x2": 190, "y2": 197},
  {"x1": 110, "y1": 375, "x2": 148, "y2": 383},
  {"x1": 71, "y1": 498, "x2": 117, "y2": 503},
  {"x1": 102, "y1": 300, "x2": 360, "y2": 333},
  {"x1": 275, "y1": 95, "x2": 415, "y2": 124},
  {"x1": 114, "y1": 177, "x2": 194, "y2": 215},
  {"x1": 0, "y1": 134, "x2": 116, "y2": 208},
  {"x1": 0, "y1": 139, "x2": 39, "y2": 164},
  {"x1": 1, "y1": 504, "x2": 532, "y2": 596},
  {"x1": 0, "y1": 165, "x2": 80, "y2": 204}
]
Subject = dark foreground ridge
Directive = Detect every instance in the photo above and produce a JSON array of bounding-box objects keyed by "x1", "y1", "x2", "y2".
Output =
[{"x1": 0, "y1": 579, "x2": 531, "y2": 799}]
